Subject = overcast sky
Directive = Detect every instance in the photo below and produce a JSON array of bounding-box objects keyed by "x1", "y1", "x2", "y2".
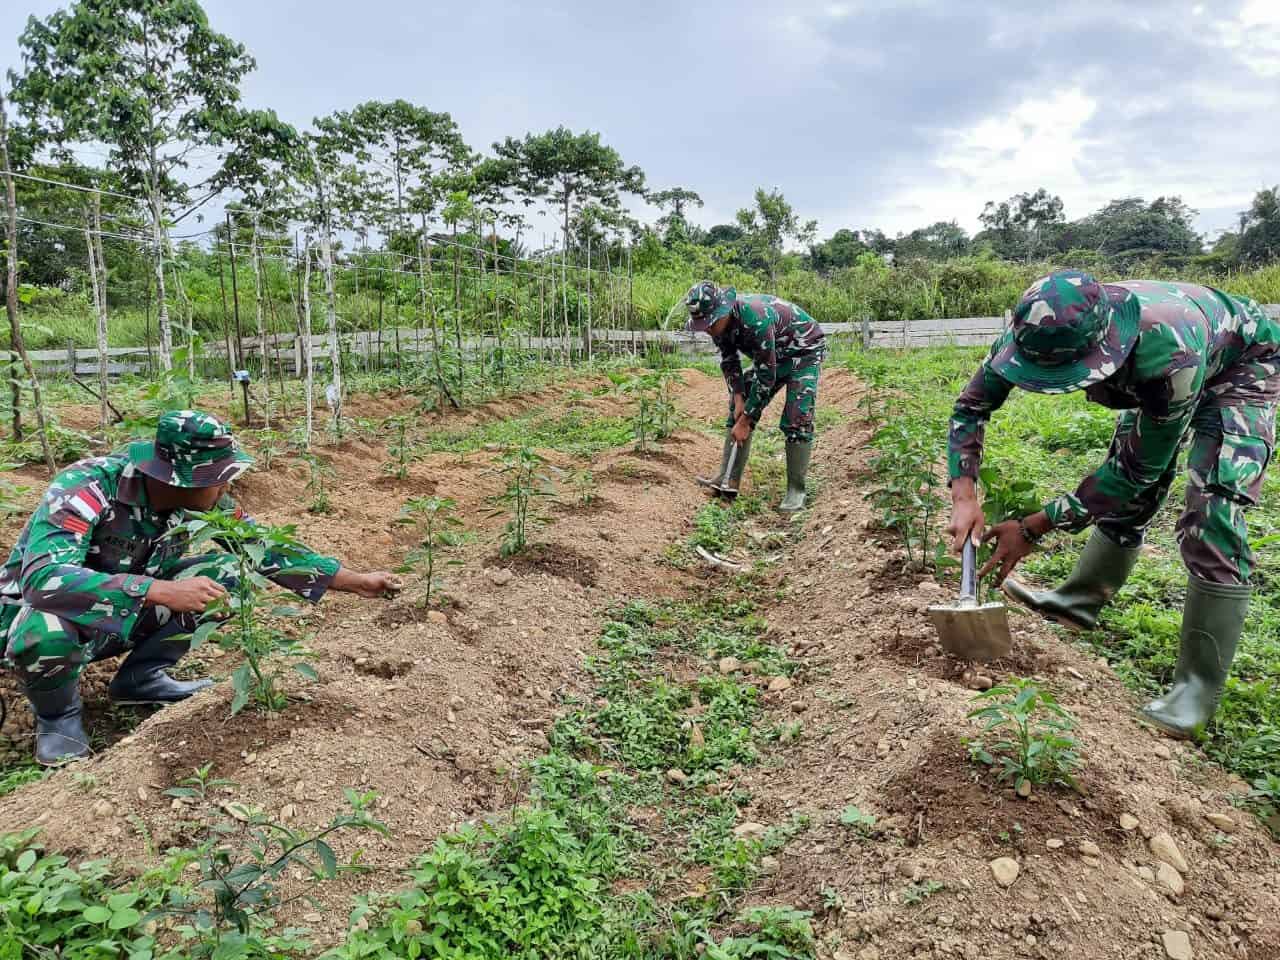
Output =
[{"x1": 4, "y1": 0, "x2": 1279, "y2": 242}]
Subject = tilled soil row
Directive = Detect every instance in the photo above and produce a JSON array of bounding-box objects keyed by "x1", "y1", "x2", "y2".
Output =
[
  {"x1": 724, "y1": 376, "x2": 1280, "y2": 960},
  {"x1": 0, "y1": 369, "x2": 730, "y2": 942}
]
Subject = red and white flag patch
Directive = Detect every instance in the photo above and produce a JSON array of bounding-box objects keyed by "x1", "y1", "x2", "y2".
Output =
[{"x1": 68, "y1": 484, "x2": 106, "y2": 523}]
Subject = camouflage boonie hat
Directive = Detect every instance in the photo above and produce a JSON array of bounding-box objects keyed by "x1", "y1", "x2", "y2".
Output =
[
  {"x1": 684, "y1": 281, "x2": 737, "y2": 332},
  {"x1": 989, "y1": 270, "x2": 1140, "y2": 394},
  {"x1": 127, "y1": 410, "x2": 254, "y2": 488}
]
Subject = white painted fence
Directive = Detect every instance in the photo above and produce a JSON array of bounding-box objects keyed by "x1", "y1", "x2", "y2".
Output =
[{"x1": 20, "y1": 305, "x2": 1280, "y2": 376}]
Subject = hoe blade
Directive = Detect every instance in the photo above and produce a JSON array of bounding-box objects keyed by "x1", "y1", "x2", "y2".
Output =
[{"x1": 928, "y1": 601, "x2": 1012, "y2": 663}]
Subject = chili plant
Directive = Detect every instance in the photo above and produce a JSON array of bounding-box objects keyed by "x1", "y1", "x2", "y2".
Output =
[
  {"x1": 966, "y1": 678, "x2": 1083, "y2": 792},
  {"x1": 161, "y1": 777, "x2": 386, "y2": 957},
  {"x1": 490, "y1": 446, "x2": 556, "y2": 556},
  {"x1": 381, "y1": 415, "x2": 419, "y2": 481},
  {"x1": 304, "y1": 454, "x2": 335, "y2": 514},
  {"x1": 396, "y1": 496, "x2": 463, "y2": 604},
  {"x1": 570, "y1": 468, "x2": 597, "y2": 506},
  {"x1": 867, "y1": 414, "x2": 949, "y2": 571},
  {"x1": 250, "y1": 430, "x2": 285, "y2": 472},
  {"x1": 171, "y1": 510, "x2": 323, "y2": 715}
]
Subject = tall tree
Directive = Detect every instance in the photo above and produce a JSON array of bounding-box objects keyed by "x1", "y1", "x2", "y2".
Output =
[
  {"x1": 491, "y1": 127, "x2": 645, "y2": 254},
  {"x1": 1237, "y1": 186, "x2": 1280, "y2": 266},
  {"x1": 894, "y1": 220, "x2": 970, "y2": 261},
  {"x1": 808, "y1": 228, "x2": 869, "y2": 274},
  {"x1": 314, "y1": 99, "x2": 470, "y2": 245},
  {"x1": 12, "y1": 0, "x2": 257, "y2": 370},
  {"x1": 735, "y1": 188, "x2": 818, "y2": 285},
  {"x1": 979, "y1": 188, "x2": 1064, "y2": 261},
  {"x1": 1071, "y1": 196, "x2": 1201, "y2": 261},
  {"x1": 650, "y1": 186, "x2": 703, "y2": 244}
]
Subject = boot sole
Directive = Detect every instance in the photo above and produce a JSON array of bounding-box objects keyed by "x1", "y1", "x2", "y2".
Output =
[
  {"x1": 1000, "y1": 584, "x2": 1095, "y2": 632},
  {"x1": 1138, "y1": 710, "x2": 1197, "y2": 741},
  {"x1": 37, "y1": 753, "x2": 90, "y2": 768}
]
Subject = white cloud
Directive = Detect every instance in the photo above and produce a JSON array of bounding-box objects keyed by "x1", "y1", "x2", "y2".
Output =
[
  {"x1": 1216, "y1": 0, "x2": 1280, "y2": 76},
  {"x1": 860, "y1": 88, "x2": 1104, "y2": 234}
]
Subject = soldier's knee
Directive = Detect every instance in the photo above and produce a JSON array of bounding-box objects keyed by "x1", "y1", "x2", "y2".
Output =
[
  {"x1": 5, "y1": 609, "x2": 88, "y2": 686},
  {"x1": 1179, "y1": 498, "x2": 1251, "y2": 585}
]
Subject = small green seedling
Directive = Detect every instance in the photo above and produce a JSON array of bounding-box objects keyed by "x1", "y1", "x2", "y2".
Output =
[
  {"x1": 966, "y1": 678, "x2": 1083, "y2": 792},
  {"x1": 304, "y1": 454, "x2": 335, "y2": 514},
  {"x1": 838, "y1": 805, "x2": 877, "y2": 837},
  {"x1": 902, "y1": 879, "x2": 945, "y2": 905},
  {"x1": 490, "y1": 446, "x2": 555, "y2": 556},
  {"x1": 397, "y1": 496, "x2": 463, "y2": 604}
]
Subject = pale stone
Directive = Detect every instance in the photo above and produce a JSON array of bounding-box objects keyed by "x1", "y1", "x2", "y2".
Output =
[
  {"x1": 1149, "y1": 832, "x2": 1189, "y2": 874},
  {"x1": 1161, "y1": 930, "x2": 1193, "y2": 960},
  {"x1": 990, "y1": 857, "x2": 1019, "y2": 887}
]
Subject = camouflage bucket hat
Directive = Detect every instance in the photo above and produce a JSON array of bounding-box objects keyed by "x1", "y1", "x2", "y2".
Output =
[
  {"x1": 684, "y1": 281, "x2": 737, "y2": 332},
  {"x1": 127, "y1": 410, "x2": 254, "y2": 488},
  {"x1": 989, "y1": 270, "x2": 1140, "y2": 394}
]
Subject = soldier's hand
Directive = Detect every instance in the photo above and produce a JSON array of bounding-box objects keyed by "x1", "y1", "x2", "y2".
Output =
[
  {"x1": 979, "y1": 520, "x2": 1034, "y2": 585},
  {"x1": 333, "y1": 568, "x2": 403, "y2": 599},
  {"x1": 146, "y1": 577, "x2": 228, "y2": 613},
  {"x1": 947, "y1": 486, "x2": 985, "y2": 554}
]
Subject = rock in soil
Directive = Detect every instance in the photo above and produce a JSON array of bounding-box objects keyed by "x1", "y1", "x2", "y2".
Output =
[
  {"x1": 1149, "y1": 831, "x2": 1189, "y2": 874},
  {"x1": 718, "y1": 656, "x2": 742, "y2": 675},
  {"x1": 767, "y1": 676, "x2": 793, "y2": 692},
  {"x1": 1204, "y1": 812, "x2": 1236, "y2": 832},
  {"x1": 1079, "y1": 840, "x2": 1101, "y2": 858},
  {"x1": 1161, "y1": 929, "x2": 1193, "y2": 960},
  {"x1": 1120, "y1": 813, "x2": 1140, "y2": 831},
  {"x1": 1156, "y1": 861, "x2": 1185, "y2": 897},
  {"x1": 666, "y1": 768, "x2": 687, "y2": 785},
  {"x1": 487, "y1": 567, "x2": 514, "y2": 586},
  {"x1": 990, "y1": 857, "x2": 1019, "y2": 887}
]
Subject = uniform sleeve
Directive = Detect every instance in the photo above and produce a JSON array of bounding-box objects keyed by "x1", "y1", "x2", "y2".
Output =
[
  {"x1": 18, "y1": 475, "x2": 154, "y2": 637},
  {"x1": 717, "y1": 334, "x2": 747, "y2": 399},
  {"x1": 742, "y1": 308, "x2": 779, "y2": 425},
  {"x1": 219, "y1": 498, "x2": 340, "y2": 603},
  {"x1": 1044, "y1": 329, "x2": 1205, "y2": 530},
  {"x1": 948, "y1": 347, "x2": 1015, "y2": 482}
]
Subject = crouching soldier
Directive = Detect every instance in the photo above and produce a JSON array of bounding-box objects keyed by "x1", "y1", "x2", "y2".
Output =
[
  {"x1": 1, "y1": 410, "x2": 400, "y2": 766},
  {"x1": 684, "y1": 281, "x2": 826, "y2": 512}
]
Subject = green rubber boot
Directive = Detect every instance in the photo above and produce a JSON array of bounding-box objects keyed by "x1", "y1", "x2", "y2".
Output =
[
  {"x1": 697, "y1": 433, "x2": 736, "y2": 491},
  {"x1": 1002, "y1": 528, "x2": 1139, "y2": 630},
  {"x1": 778, "y1": 440, "x2": 812, "y2": 513},
  {"x1": 1141, "y1": 577, "x2": 1250, "y2": 739},
  {"x1": 715, "y1": 435, "x2": 751, "y2": 499}
]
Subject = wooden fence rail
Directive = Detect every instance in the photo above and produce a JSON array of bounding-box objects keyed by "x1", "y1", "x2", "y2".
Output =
[{"x1": 20, "y1": 305, "x2": 1280, "y2": 377}]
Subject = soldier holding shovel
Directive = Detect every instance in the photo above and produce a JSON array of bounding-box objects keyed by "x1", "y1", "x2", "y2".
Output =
[
  {"x1": 684, "y1": 281, "x2": 826, "y2": 512},
  {"x1": 946, "y1": 270, "x2": 1280, "y2": 738}
]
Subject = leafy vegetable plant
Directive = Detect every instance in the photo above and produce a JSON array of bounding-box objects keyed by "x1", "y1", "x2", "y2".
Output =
[{"x1": 966, "y1": 678, "x2": 1083, "y2": 791}]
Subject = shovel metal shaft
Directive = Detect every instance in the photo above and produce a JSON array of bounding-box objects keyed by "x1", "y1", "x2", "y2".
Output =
[
  {"x1": 959, "y1": 539, "x2": 978, "y2": 604},
  {"x1": 718, "y1": 442, "x2": 740, "y2": 493}
]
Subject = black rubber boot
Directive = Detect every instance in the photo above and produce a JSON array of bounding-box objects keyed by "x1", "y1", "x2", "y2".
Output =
[
  {"x1": 26, "y1": 683, "x2": 91, "y2": 767},
  {"x1": 1141, "y1": 577, "x2": 1250, "y2": 739},
  {"x1": 714, "y1": 435, "x2": 751, "y2": 499},
  {"x1": 778, "y1": 440, "x2": 812, "y2": 513},
  {"x1": 697, "y1": 433, "x2": 736, "y2": 490},
  {"x1": 107, "y1": 620, "x2": 213, "y2": 706},
  {"x1": 1003, "y1": 528, "x2": 1140, "y2": 630}
]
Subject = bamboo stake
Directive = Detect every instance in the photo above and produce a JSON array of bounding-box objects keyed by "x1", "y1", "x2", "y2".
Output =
[{"x1": 0, "y1": 87, "x2": 54, "y2": 472}]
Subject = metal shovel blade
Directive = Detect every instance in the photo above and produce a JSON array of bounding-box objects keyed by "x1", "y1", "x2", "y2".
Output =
[
  {"x1": 928, "y1": 600, "x2": 1012, "y2": 662},
  {"x1": 927, "y1": 540, "x2": 1012, "y2": 662}
]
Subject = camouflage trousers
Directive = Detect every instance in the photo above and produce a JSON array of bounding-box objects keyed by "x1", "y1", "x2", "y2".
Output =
[
  {"x1": 726, "y1": 353, "x2": 823, "y2": 443},
  {"x1": 1, "y1": 554, "x2": 236, "y2": 691},
  {"x1": 1094, "y1": 360, "x2": 1280, "y2": 584}
]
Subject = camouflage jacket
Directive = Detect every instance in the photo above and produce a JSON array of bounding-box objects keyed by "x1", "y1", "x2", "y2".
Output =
[
  {"x1": 713, "y1": 294, "x2": 826, "y2": 424},
  {"x1": 0, "y1": 453, "x2": 339, "y2": 640},
  {"x1": 949, "y1": 281, "x2": 1280, "y2": 529}
]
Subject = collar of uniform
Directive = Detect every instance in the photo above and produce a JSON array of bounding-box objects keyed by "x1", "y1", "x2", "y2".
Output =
[{"x1": 116, "y1": 461, "x2": 151, "y2": 508}]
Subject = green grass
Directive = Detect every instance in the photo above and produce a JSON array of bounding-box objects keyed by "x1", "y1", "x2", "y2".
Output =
[
  {"x1": 417, "y1": 407, "x2": 633, "y2": 459},
  {"x1": 846, "y1": 345, "x2": 1280, "y2": 801}
]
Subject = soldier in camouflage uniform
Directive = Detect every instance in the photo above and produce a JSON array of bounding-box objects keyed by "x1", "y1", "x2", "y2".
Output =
[
  {"x1": 684, "y1": 281, "x2": 826, "y2": 512},
  {"x1": 946, "y1": 270, "x2": 1280, "y2": 738},
  {"x1": 1, "y1": 410, "x2": 400, "y2": 766}
]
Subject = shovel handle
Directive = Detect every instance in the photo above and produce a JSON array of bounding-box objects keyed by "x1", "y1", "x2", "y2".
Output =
[{"x1": 960, "y1": 539, "x2": 978, "y2": 602}]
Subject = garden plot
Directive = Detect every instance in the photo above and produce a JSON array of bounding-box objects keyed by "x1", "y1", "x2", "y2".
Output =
[{"x1": 0, "y1": 363, "x2": 1277, "y2": 959}]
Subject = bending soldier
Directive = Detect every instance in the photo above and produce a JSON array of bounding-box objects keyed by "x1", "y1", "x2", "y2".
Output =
[
  {"x1": 947, "y1": 271, "x2": 1279, "y2": 738},
  {"x1": 684, "y1": 281, "x2": 826, "y2": 512}
]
